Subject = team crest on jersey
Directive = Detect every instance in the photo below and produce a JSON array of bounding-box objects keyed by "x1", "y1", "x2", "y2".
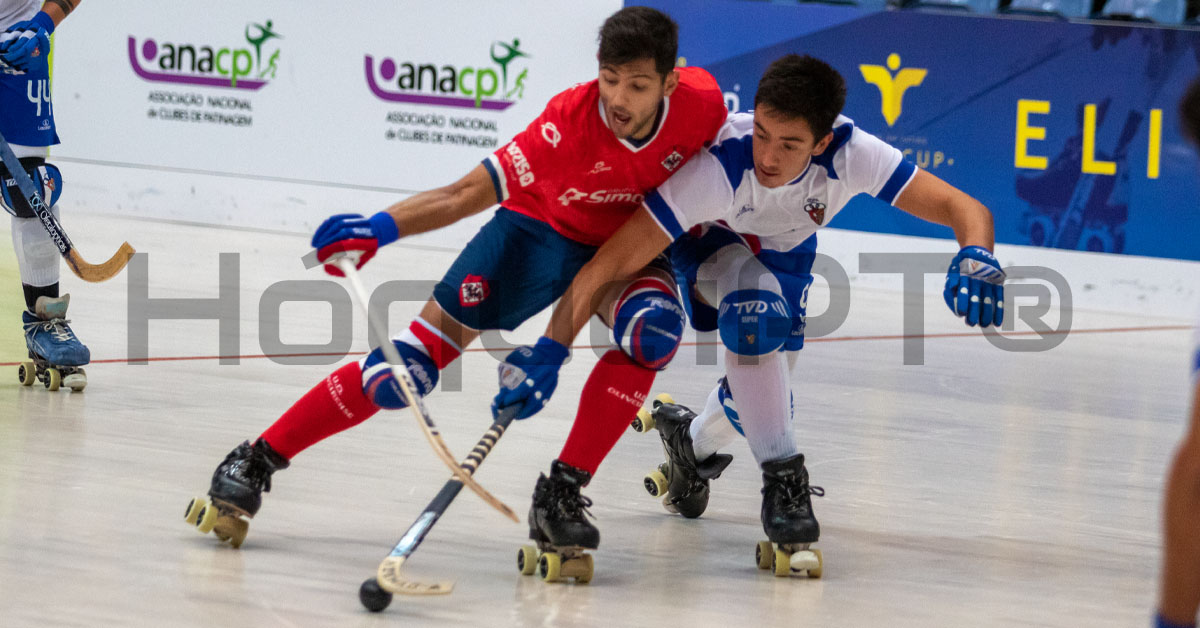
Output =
[
  {"x1": 459, "y1": 274, "x2": 490, "y2": 307},
  {"x1": 804, "y1": 198, "x2": 826, "y2": 226},
  {"x1": 661, "y1": 150, "x2": 684, "y2": 172}
]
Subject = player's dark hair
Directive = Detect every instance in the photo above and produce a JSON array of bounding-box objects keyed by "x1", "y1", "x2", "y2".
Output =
[
  {"x1": 755, "y1": 54, "x2": 846, "y2": 139},
  {"x1": 1182, "y1": 76, "x2": 1200, "y2": 147},
  {"x1": 597, "y1": 6, "x2": 678, "y2": 79}
]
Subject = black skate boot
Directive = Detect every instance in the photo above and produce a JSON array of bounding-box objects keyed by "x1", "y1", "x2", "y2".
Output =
[
  {"x1": 639, "y1": 396, "x2": 732, "y2": 519},
  {"x1": 755, "y1": 453, "x2": 825, "y2": 578},
  {"x1": 184, "y1": 438, "x2": 290, "y2": 548},
  {"x1": 517, "y1": 459, "x2": 598, "y2": 583}
]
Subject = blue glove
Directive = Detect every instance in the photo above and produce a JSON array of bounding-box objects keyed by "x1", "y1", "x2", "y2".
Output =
[
  {"x1": 0, "y1": 12, "x2": 54, "y2": 73},
  {"x1": 492, "y1": 337, "x2": 570, "y2": 420},
  {"x1": 311, "y1": 212, "x2": 399, "y2": 276},
  {"x1": 943, "y1": 245, "x2": 1005, "y2": 328}
]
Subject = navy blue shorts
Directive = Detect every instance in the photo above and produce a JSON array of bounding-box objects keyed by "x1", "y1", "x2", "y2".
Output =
[
  {"x1": 433, "y1": 208, "x2": 598, "y2": 331},
  {"x1": 670, "y1": 224, "x2": 816, "y2": 351},
  {"x1": 0, "y1": 58, "x2": 59, "y2": 146}
]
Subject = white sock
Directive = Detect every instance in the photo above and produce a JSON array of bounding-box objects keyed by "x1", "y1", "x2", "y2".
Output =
[
  {"x1": 723, "y1": 349, "x2": 797, "y2": 465},
  {"x1": 11, "y1": 206, "x2": 61, "y2": 289},
  {"x1": 689, "y1": 382, "x2": 740, "y2": 461}
]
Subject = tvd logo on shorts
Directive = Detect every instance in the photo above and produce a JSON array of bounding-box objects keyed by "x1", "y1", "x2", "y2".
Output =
[{"x1": 459, "y1": 274, "x2": 491, "y2": 307}]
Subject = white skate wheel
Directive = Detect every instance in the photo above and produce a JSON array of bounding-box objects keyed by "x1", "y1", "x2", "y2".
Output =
[
  {"x1": 790, "y1": 549, "x2": 821, "y2": 575},
  {"x1": 64, "y1": 371, "x2": 87, "y2": 392},
  {"x1": 652, "y1": 392, "x2": 674, "y2": 408}
]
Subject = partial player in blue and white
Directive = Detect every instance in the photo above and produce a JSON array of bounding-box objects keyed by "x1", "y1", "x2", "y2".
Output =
[
  {"x1": 1, "y1": 0, "x2": 89, "y2": 391},
  {"x1": 521, "y1": 54, "x2": 1007, "y2": 573},
  {"x1": 1157, "y1": 75, "x2": 1200, "y2": 628}
]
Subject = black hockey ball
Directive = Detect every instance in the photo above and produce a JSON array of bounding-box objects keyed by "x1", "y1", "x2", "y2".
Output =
[{"x1": 359, "y1": 578, "x2": 393, "y2": 612}]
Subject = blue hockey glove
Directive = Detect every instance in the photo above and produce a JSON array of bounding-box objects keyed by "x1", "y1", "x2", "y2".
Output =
[
  {"x1": 492, "y1": 337, "x2": 570, "y2": 420},
  {"x1": 943, "y1": 245, "x2": 1005, "y2": 328},
  {"x1": 311, "y1": 212, "x2": 399, "y2": 276},
  {"x1": 0, "y1": 12, "x2": 54, "y2": 73}
]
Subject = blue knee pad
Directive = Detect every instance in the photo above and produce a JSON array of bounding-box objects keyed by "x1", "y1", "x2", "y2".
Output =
[
  {"x1": 717, "y1": 289, "x2": 791, "y2": 356},
  {"x1": 612, "y1": 289, "x2": 685, "y2": 370},
  {"x1": 1, "y1": 158, "x2": 63, "y2": 218},
  {"x1": 359, "y1": 341, "x2": 439, "y2": 409}
]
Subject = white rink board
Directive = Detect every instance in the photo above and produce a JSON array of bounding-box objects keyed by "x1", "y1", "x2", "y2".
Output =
[{"x1": 49, "y1": 0, "x2": 621, "y2": 190}]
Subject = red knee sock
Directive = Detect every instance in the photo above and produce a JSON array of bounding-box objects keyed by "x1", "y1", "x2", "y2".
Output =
[
  {"x1": 558, "y1": 349, "x2": 657, "y2": 475},
  {"x1": 259, "y1": 361, "x2": 380, "y2": 460}
]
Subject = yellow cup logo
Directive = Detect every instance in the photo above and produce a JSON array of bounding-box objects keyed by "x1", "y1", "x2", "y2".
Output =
[{"x1": 859, "y1": 54, "x2": 927, "y2": 127}]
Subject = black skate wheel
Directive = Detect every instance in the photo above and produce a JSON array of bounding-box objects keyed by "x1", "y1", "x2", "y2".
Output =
[
  {"x1": 632, "y1": 408, "x2": 655, "y2": 433},
  {"x1": 538, "y1": 552, "x2": 562, "y2": 582},
  {"x1": 755, "y1": 541, "x2": 773, "y2": 570},
  {"x1": 517, "y1": 545, "x2": 538, "y2": 576},
  {"x1": 643, "y1": 469, "x2": 667, "y2": 497},
  {"x1": 359, "y1": 578, "x2": 393, "y2": 612},
  {"x1": 18, "y1": 362, "x2": 35, "y2": 387},
  {"x1": 44, "y1": 368, "x2": 61, "y2": 391}
]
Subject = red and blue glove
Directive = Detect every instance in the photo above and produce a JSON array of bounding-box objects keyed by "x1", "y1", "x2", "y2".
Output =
[
  {"x1": 0, "y1": 11, "x2": 53, "y2": 74},
  {"x1": 944, "y1": 245, "x2": 1005, "y2": 328},
  {"x1": 311, "y1": 212, "x2": 399, "y2": 276},
  {"x1": 492, "y1": 337, "x2": 570, "y2": 420}
]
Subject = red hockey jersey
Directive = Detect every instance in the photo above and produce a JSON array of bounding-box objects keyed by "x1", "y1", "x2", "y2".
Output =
[{"x1": 483, "y1": 67, "x2": 727, "y2": 246}]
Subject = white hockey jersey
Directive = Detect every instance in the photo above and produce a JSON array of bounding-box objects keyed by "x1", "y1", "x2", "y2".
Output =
[
  {"x1": 0, "y1": 0, "x2": 38, "y2": 30},
  {"x1": 644, "y1": 112, "x2": 917, "y2": 254}
]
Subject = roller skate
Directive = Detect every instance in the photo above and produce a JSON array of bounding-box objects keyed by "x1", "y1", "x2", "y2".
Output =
[
  {"x1": 755, "y1": 453, "x2": 825, "y2": 578},
  {"x1": 517, "y1": 459, "x2": 597, "y2": 584},
  {"x1": 18, "y1": 295, "x2": 90, "y2": 392},
  {"x1": 633, "y1": 393, "x2": 732, "y2": 518},
  {"x1": 184, "y1": 438, "x2": 289, "y2": 548}
]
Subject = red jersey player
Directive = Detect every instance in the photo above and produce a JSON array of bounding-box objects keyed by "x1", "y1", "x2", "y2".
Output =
[{"x1": 185, "y1": 6, "x2": 727, "y2": 579}]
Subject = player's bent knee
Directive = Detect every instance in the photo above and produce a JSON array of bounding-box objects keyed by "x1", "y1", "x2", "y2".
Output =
[
  {"x1": 1, "y1": 158, "x2": 63, "y2": 218},
  {"x1": 359, "y1": 341, "x2": 439, "y2": 409},
  {"x1": 717, "y1": 289, "x2": 791, "y2": 356},
  {"x1": 613, "y1": 289, "x2": 685, "y2": 370}
]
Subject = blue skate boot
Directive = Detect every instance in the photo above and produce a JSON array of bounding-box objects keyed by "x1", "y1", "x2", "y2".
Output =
[{"x1": 18, "y1": 295, "x2": 91, "y2": 392}]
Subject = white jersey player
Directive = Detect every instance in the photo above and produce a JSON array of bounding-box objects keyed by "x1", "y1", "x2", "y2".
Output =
[{"x1": 499, "y1": 54, "x2": 1007, "y2": 574}]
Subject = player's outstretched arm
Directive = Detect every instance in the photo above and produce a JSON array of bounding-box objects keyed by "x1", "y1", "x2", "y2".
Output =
[
  {"x1": 491, "y1": 207, "x2": 672, "y2": 420},
  {"x1": 313, "y1": 164, "x2": 498, "y2": 275},
  {"x1": 893, "y1": 169, "x2": 993, "y2": 249},
  {"x1": 895, "y1": 170, "x2": 1005, "y2": 328},
  {"x1": 546, "y1": 207, "x2": 673, "y2": 347}
]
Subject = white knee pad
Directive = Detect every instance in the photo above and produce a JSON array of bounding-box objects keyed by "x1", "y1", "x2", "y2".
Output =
[{"x1": 11, "y1": 207, "x2": 60, "y2": 287}]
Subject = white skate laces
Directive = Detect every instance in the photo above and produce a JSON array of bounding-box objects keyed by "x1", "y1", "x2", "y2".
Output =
[{"x1": 24, "y1": 316, "x2": 76, "y2": 343}]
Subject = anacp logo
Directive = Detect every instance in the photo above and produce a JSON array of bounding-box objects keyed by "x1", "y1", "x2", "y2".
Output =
[
  {"x1": 365, "y1": 39, "x2": 529, "y2": 110},
  {"x1": 859, "y1": 54, "x2": 926, "y2": 127},
  {"x1": 128, "y1": 20, "x2": 283, "y2": 90}
]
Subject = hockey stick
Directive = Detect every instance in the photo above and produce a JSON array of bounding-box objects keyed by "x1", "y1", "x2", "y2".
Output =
[
  {"x1": 334, "y1": 256, "x2": 518, "y2": 523},
  {"x1": 360, "y1": 404, "x2": 520, "y2": 609},
  {"x1": 0, "y1": 130, "x2": 135, "y2": 282}
]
